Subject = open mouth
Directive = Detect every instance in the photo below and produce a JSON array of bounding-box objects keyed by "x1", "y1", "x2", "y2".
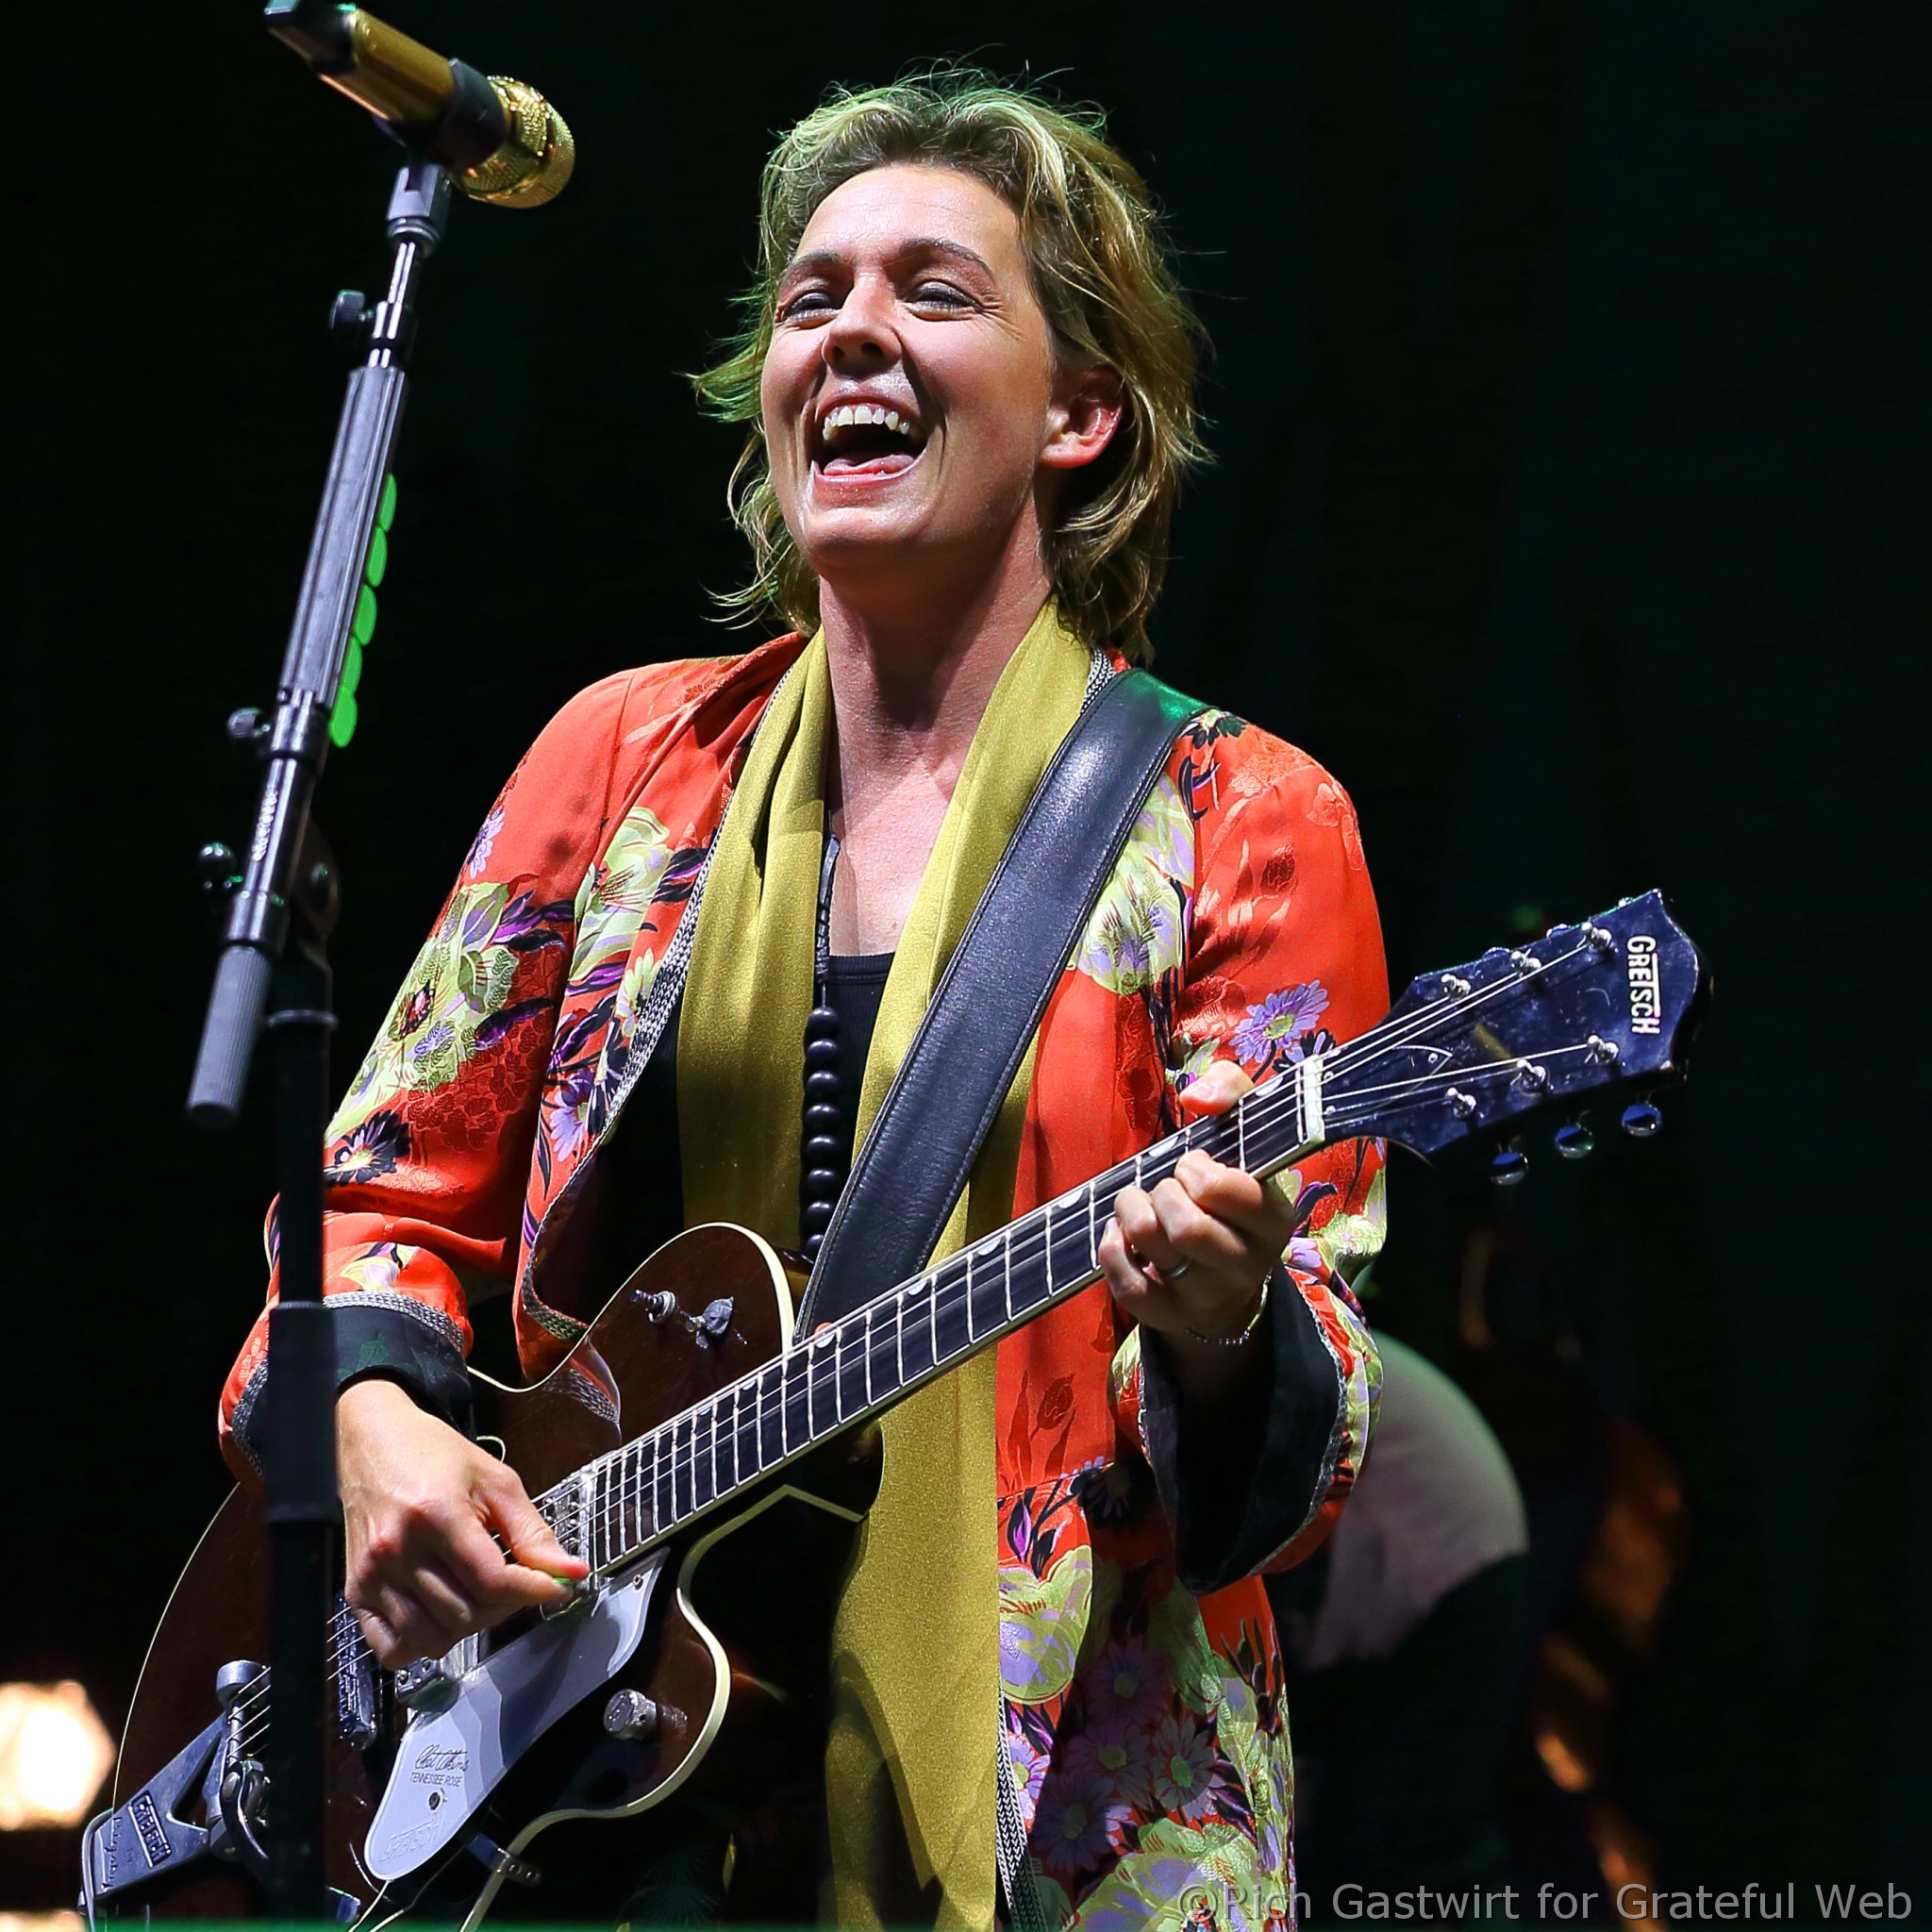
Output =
[{"x1": 812, "y1": 401, "x2": 927, "y2": 481}]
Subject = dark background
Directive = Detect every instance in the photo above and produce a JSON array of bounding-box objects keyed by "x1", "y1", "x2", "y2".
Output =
[{"x1": 8, "y1": 0, "x2": 1927, "y2": 1919}]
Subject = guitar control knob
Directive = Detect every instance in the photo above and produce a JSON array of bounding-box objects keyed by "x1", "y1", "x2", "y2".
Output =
[
  {"x1": 1620, "y1": 1102, "x2": 1663, "y2": 1139},
  {"x1": 1489, "y1": 1147, "x2": 1528, "y2": 1187},
  {"x1": 1553, "y1": 1121, "x2": 1595, "y2": 1160},
  {"x1": 633, "y1": 1290, "x2": 678, "y2": 1323},
  {"x1": 603, "y1": 1690, "x2": 660, "y2": 1740}
]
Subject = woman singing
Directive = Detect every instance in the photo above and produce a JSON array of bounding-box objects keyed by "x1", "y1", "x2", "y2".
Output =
[{"x1": 222, "y1": 71, "x2": 1387, "y2": 1928}]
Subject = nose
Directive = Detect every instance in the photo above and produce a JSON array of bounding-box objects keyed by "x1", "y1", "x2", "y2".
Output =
[{"x1": 822, "y1": 271, "x2": 899, "y2": 372}]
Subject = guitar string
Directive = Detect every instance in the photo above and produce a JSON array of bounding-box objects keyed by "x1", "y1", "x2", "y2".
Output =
[
  {"x1": 558, "y1": 1045, "x2": 1602, "y2": 1579},
  {"x1": 540, "y1": 940, "x2": 1617, "y2": 1567},
  {"x1": 229, "y1": 926, "x2": 1627, "y2": 1731}
]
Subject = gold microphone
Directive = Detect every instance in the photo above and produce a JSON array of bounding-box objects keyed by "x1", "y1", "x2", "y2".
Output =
[{"x1": 265, "y1": 0, "x2": 575, "y2": 208}]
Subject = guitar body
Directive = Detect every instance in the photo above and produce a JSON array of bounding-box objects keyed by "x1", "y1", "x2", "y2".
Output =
[{"x1": 97, "y1": 1225, "x2": 874, "y2": 1926}]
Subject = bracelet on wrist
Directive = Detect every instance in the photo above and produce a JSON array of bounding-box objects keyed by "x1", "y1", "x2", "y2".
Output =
[{"x1": 1185, "y1": 1273, "x2": 1271, "y2": 1347}]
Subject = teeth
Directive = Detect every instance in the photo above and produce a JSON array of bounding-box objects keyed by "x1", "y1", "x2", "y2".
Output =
[{"x1": 820, "y1": 402, "x2": 921, "y2": 447}]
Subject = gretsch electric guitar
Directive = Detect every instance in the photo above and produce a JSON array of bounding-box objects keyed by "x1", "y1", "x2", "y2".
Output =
[{"x1": 83, "y1": 893, "x2": 1707, "y2": 1927}]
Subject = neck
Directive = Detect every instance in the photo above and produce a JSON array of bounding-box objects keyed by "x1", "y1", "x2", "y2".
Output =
[{"x1": 816, "y1": 525, "x2": 1056, "y2": 804}]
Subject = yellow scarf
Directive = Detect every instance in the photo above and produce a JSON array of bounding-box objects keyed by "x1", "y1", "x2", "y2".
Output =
[{"x1": 679, "y1": 602, "x2": 1094, "y2": 1924}]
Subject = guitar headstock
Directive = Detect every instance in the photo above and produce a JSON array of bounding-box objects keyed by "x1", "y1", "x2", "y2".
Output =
[{"x1": 1322, "y1": 891, "x2": 1708, "y2": 1161}]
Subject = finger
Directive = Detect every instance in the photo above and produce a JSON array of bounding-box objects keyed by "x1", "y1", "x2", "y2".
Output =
[
  {"x1": 1097, "y1": 1211, "x2": 1156, "y2": 1307},
  {"x1": 478, "y1": 1470, "x2": 589, "y2": 1599},
  {"x1": 1112, "y1": 1186, "x2": 1183, "y2": 1276},
  {"x1": 1177, "y1": 1061, "x2": 1255, "y2": 1119},
  {"x1": 1172, "y1": 1151, "x2": 1295, "y2": 1248},
  {"x1": 353, "y1": 1603, "x2": 401, "y2": 1665},
  {"x1": 366, "y1": 1584, "x2": 458, "y2": 1667},
  {"x1": 1148, "y1": 1175, "x2": 1253, "y2": 1277},
  {"x1": 411, "y1": 1557, "x2": 484, "y2": 1634},
  {"x1": 435, "y1": 1502, "x2": 573, "y2": 1614}
]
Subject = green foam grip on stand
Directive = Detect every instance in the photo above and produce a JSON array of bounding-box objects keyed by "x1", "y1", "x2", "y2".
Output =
[{"x1": 330, "y1": 475, "x2": 393, "y2": 752}]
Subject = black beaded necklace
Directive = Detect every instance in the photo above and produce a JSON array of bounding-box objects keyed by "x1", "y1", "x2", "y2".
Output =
[{"x1": 797, "y1": 832, "x2": 846, "y2": 1264}]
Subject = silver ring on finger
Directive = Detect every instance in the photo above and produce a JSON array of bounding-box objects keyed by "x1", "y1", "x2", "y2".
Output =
[{"x1": 1156, "y1": 1258, "x2": 1191, "y2": 1284}]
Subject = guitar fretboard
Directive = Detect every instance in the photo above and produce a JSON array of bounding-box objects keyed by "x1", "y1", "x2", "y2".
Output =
[{"x1": 536, "y1": 1056, "x2": 1323, "y2": 1575}]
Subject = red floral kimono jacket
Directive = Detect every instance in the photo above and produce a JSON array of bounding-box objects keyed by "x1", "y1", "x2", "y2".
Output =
[{"x1": 220, "y1": 634, "x2": 1386, "y2": 1929}]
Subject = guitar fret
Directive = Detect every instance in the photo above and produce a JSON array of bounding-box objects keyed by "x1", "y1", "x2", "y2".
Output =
[
  {"x1": 901, "y1": 1283, "x2": 936, "y2": 1384},
  {"x1": 837, "y1": 1313, "x2": 869, "y2": 1419},
  {"x1": 691, "y1": 1410, "x2": 714, "y2": 1514},
  {"x1": 735, "y1": 1380, "x2": 759, "y2": 1482},
  {"x1": 966, "y1": 1241, "x2": 1004, "y2": 1349},
  {"x1": 759, "y1": 1370, "x2": 777, "y2": 1470},
  {"x1": 808, "y1": 1330, "x2": 839, "y2": 1439},
  {"x1": 938, "y1": 1258, "x2": 970, "y2": 1361},
  {"x1": 673, "y1": 1415, "x2": 694, "y2": 1521},
  {"x1": 782, "y1": 1353, "x2": 810, "y2": 1457}
]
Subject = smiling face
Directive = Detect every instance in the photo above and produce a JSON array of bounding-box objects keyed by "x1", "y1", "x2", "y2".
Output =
[{"x1": 759, "y1": 162, "x2": 1119, "y2": 616}]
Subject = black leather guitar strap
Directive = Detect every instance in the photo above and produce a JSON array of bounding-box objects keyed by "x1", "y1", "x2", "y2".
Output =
[{"x1": 799, "y1": 667, "x2": 1205, "y2": 1331}]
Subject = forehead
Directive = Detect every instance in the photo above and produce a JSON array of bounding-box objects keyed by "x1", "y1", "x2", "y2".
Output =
[{"x1": 790, "y1": 163, "x2": 1025, "y2": 273}]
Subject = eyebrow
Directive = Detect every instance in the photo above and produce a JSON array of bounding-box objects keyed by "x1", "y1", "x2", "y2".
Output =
[{"x1": 779, "y1": 237, "x2": 997, "y2": 283}]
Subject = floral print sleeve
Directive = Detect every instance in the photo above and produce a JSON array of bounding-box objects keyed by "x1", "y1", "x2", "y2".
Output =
[
  {"x1": 220, "y1": 669, "x2": 649, "y2": 1474},
  {"x1": 1119, "y1": 717, "x2": 1388, "y2": 1591}
]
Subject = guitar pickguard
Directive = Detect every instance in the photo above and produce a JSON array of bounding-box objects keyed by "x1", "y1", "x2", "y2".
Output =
[{"x1": 363, "y1": 1556, "x2": 665, "y2": 1882}]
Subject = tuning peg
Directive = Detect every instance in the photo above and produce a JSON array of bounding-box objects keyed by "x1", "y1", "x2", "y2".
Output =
[
  {"x1": 1620, "y1": 1102, "x2": 1663, "y2": 1139},
  {"x1": 1489, "y1": 1145, "x2": 1529, "y2": 1187},
  {"x1": 1554, "y1": 1120, "x2": 1595, "y2": 1160}
]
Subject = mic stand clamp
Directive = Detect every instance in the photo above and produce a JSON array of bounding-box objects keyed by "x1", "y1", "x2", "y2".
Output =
[{"x1": 186, "y1": 158, "x2": 452, "y2": 1919}]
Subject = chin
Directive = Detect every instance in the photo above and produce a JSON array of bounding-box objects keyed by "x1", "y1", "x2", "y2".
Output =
[{"x1": 797, "y1": 512, "x2": 937, "y2": 579}]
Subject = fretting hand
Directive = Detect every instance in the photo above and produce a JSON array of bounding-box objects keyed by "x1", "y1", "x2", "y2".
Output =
[{"x1": 1097, "y1": 1061, "x2": 1290, "y2": 1400}]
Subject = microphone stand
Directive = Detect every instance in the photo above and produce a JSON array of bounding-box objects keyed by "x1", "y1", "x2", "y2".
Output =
[{"x1": 188, "y1": 156, "x2": 452, "y2": 1919}]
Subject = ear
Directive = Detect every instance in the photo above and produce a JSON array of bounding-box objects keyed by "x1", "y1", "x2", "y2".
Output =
[{"x1": 1040, "y1": 362, "x2": 1125, "y2": 473}]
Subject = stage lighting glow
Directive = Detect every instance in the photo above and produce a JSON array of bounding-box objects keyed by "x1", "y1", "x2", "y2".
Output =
[{"x1": 0, "y1": 1682, "x2": 115, "y2": 1829}]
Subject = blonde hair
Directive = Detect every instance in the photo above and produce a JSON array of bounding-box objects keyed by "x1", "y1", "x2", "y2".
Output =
[{"x1": 691, "y1": 71, "x2": 1206, "y2": 662}]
